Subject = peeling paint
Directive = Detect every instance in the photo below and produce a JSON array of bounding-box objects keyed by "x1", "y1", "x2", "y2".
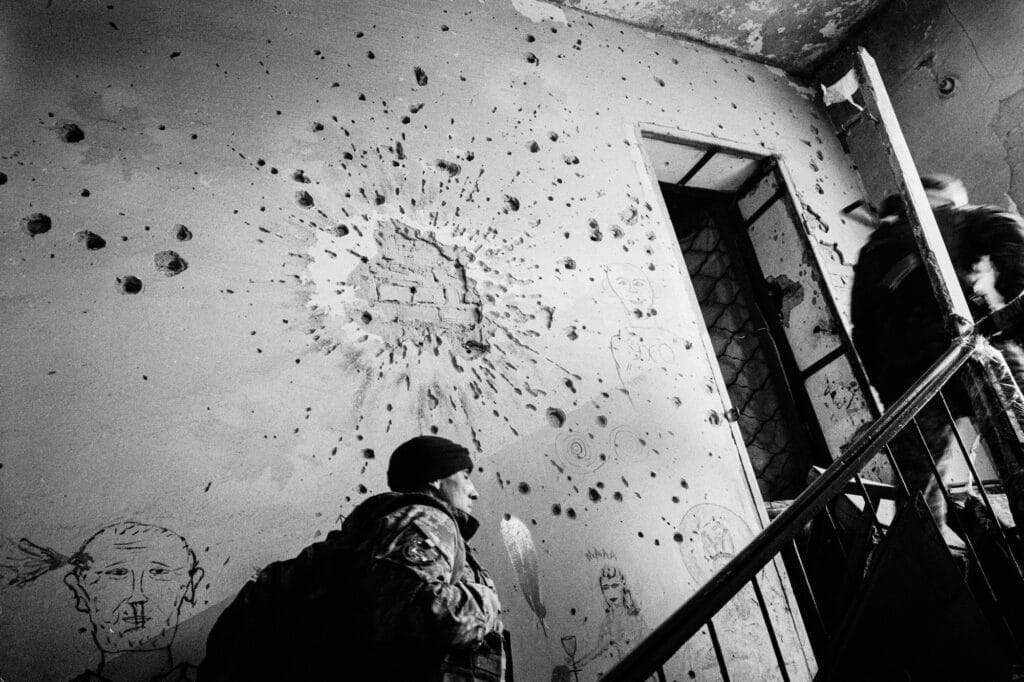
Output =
[
  {"x1": 511, "y1": 0, "x2": 567, "y2": 24},
  {"x1": 992, "y1": 86, "x2": 1024, "y2": 212},
  {"x1": 765, "y1": 274, "x2": 805, "y2": 328}
]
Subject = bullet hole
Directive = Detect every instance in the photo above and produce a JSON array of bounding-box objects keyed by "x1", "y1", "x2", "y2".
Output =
[
  {"x1": 366, "y1": 51, "x2": 375, "y2": 59},
  {"x1": 61, "y1": 123, "x2": 84, "y2": 143},
  {"x1": 525, "y1": 52, "x2": 539, "y2": 65},
  {"x1": 566, "y1": 326, "x2": 578, "y2": 341},
  {"x1": 563, "y1": 257, "x2": 576, "y2": 270},
  {"x1": 296, "y1": 190, "x2": 314, "y2": 207},
  {"x1": 545, "y1": 407, "x2": 566, "y2": 428},
  {"x1": 566, "y1": 508, "x2": 577, "y2": 519},
  {"x1": 362, "y1": 448, "x2": 375, "y2": 459},
  {"x1": 938, "y1": 75, "x2": 958, "y2": 97},
  {"x1": 435, "y1": 159, "x2": 461, "y2": 177},
  {"x1": 504, "y1": 195, "x2": 520, "y2": 212},
  {"x1": 551, "y1": 504, "x2": 562, "y2": 515},
  {"x1": 116, "y1": 275, "x2": 143, "y2": 294},
  {"x1": 401, "y1": 116, "x2": 411, "y2": 124},
  {"x1": 414, "y1": 66, "x2": 428, "y2": 86},
  {"x1": 361, "y1": 311, "x2": 373, "y2": 324},
  {"x1": 563, "y1": 154, "x2": 579, "y2": 165},
  {"x1": 21, "y1": 213, "x2": 51, "y2": 237},
  {"x1": 191, "y1": 133, "x2": 198, "y2": 140},
  {"x1": 441, "y1": 24, "x2": 449, "y2": 31},
  {"x1": 503, "y1": 513, "x2": 512, "y2": 521},
  {"x1": 312, "y1": 121, "x2": 324, "y2": 131},
  {"x1": 292, "y1": 169, "x2": 311, "y2": 183},
  {"x1": 654, "y1": 76, "x2": 665, "y2": 87},
  {"x1": 154, "y1": 250, "x2": 188, "y2": 276},
  {"x1": 75, "y1": 230, "x2": 106, "y2": 250},
  {"x1": 613, "y1": 492, "x2": 623, "y2": 502},
  {"x1": 680, "y1": 478, "x2": 689, "y2": 490},
  {"x1": 526, "y1": 34, "x2": 535, "y2": 42},
  {"x1": 596, "y1": 415, "x2": 607, "y2": 427},
  {"x1": 548, "y1": 131, "x2": 559, "y2": 141},
  {"x1": 374, "y1": 191, "x2": 386, "y2": 205},
  {"x1": 673, "y1": 532, "x2": 683, "y2": 543},
  {"x1": 518, "y1": 482, "x2": 531, "y2": 494},
  {"x1": 174, "y1": 224, "x2": 193, "y2": 241},
  {"x1": 270, "y1": 167, "x2": 278, "y2": 174},
  {"x1": 0, "y1": 172, "x2": 7, "y2": 184},
  {"x1": 334, "y1": 224, "x2": 350, "y2": 237},
  {"x1": 708, "y1": 410, "x2": 721, "y2": 425},
  {"x1": 588, "y1": 488, "x2": 601, "y2": 502},
  {"x1": 528, "y1": 140, "x2": 540, "y2": 153},
  {"x1": 80, "y1": 188, "x2": 90, "y2": 197},
  {"x1": 358, "y1": 484, "x2": 368, "y2": 494},
  {"x1": 463, "y1": 339, "x2": 491, "y2": 357}
]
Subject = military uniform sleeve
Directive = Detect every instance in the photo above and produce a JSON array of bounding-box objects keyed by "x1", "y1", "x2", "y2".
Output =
[{"x1": 368, "y1": 505, "x2": 502, "y2": 650}]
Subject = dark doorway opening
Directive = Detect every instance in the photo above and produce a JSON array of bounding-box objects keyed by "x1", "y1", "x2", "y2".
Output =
[{"x1": 660, "y1": 183, "x2": 830, "y2": 500}]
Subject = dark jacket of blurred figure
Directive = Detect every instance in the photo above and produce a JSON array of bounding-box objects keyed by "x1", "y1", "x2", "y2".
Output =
[{"x1": 851, "y1": 175, "x2": 1024, "y2": 539}]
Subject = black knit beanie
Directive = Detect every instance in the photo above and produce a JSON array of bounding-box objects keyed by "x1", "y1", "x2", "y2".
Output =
[{"x1": 387, "y1": 436, "x2": 474, "y2": 492}]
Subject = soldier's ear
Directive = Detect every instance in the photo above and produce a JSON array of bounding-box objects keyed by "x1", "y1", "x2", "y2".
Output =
[{"x1": 64, "y1": 572, "x2": 90, "y2": 613}]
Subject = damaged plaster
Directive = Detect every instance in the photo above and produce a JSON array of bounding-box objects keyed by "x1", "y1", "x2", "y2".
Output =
[
  {"x1": 554, "y1": 0, "x2": 888, "y2": 74},
  {"x1": 992, "y1": 86, "x2": 1024, "y2": 212},
  {"x1": 346, "y1": 219, "x2": 492, "y2": 358}
]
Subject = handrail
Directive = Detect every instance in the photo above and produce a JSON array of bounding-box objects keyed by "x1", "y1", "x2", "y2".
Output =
[{"x1": 602, "y1": 334, "x2": 979, "y2": 682}]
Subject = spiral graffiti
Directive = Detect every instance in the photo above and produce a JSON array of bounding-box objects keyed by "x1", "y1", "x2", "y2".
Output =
[
  {"x1": 555, "y1": 431, "x2": 604, "y2": 473},
  {"x1": 609, "y1": 425, "x2": 646, "y2": 463}
]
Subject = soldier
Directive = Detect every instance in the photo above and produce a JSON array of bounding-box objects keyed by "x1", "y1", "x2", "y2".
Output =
[
  {"x1": 199, "y1": 435, "x2": 506, "y2": 681},
  {"x1": 852, "y1": 174, "x2": 1024, "y2": 544}
]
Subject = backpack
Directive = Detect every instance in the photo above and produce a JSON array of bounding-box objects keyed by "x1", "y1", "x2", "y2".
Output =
[{"x1": 197, "y1": 493, "x2": 457, "y2": 681}]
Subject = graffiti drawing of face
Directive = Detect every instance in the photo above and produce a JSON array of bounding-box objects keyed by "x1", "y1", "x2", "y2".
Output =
[
  {"x1": 605, "y1": 266, "x2": 654, "y2": 312},
  {"x1": 678, "y1": 504, "x2": 754, "y2": 586},
  {"x1": 64, "y1": 522, "x2": 203, "y2": 653},
  {"x1": 599, "y1": 571, "x2": 625, "y2": 609}
]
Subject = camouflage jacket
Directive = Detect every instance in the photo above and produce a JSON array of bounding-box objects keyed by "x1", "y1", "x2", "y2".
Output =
[{"x1": 345, "y1": 490, "x2": 506, "y2": 681}]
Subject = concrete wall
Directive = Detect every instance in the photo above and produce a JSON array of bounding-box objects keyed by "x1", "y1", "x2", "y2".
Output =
[
  {"x1": 0, "y1": 1, "x2": 867, "y2": 679},
  {"x1": 826, "y1": 0, "x2": 1024, "y2": 211}
]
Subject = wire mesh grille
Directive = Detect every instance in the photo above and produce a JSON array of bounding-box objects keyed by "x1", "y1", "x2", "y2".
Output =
[{"x1": 678, "y1": 207, "x2": 808, "y2": 500}]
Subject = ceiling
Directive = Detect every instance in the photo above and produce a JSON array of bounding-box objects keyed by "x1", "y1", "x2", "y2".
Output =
[{"x1": 552, "y1": 0, "x2": 891, "y2": 76}]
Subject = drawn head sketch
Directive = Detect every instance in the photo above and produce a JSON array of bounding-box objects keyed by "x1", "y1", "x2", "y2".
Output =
[
  {"x1": 610, "y1": 327, "x2": 687, "y2": 386},
  {"x1": 678, "y1": 504, "x2": 754, "y2": 586},
  {"x1": 598, "y1": 565, "x2": 640, "y2": 616},
  {"x1": 63, "y1": 522, "x2": 204, "y2": 654},
  {"x1": 604, "y1": 265, "x2": 654, "y2": 313}
]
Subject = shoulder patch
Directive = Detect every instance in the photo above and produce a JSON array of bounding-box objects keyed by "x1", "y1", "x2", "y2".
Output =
[{"x1": 399, "y1": 535, "x2": 441, "y2": 566}]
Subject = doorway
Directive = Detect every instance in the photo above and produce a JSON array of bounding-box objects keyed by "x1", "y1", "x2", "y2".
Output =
[{"x1": 637, "y1": 127, "x2": 885, "y2": 499}]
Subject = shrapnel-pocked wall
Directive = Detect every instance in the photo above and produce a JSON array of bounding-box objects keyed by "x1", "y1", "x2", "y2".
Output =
[{"x1": 0, "y1": 0, "x2": 871, "y2": 679}]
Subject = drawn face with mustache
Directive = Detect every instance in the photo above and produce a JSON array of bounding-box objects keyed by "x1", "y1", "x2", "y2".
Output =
[{"x1": 65, "y1": 522, "x2": 203, "y2": 653}]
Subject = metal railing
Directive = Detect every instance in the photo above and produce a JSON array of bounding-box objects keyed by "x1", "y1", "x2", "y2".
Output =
[{"x1": 603, "y1": 332, "x2": 1024, "y2": 681}]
